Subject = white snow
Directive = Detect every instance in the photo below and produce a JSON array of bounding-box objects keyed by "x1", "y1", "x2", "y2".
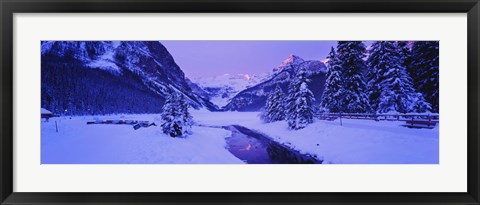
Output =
[
  {"x1": 86, "y1": 43, "x2": 122, "y2": 73},
  {"x1": 87, "y1": 60, "x2": 121, "y2": 73},
  {"x1": 209, "y1": 96, "x2": 231, "y2": 108},
  {"x1": 277, "y1": 54, "x2": 305, "y2": 68},
  {"x1": 41, "y1": 114, "x2": 243, "y2": 164},
  {"x1": 192, "y1": 73, "x2": 269, "y2": 107},
  {"x1": 193, "y1": 73, "x2": 269, "y2": 91},
  {"x1": 41, "y1": 108, "x2": 52, "y2": 115},
  {"x1": 192, "y1": 110, "x2": 439, "y2": 164},
  {"x1": 42, "y1": 111, "x2": 439, "y2": 164}
]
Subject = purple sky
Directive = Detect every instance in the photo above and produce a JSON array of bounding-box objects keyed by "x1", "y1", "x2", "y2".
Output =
[{"x1": 161, "y1": 41, "x2": 338, "y2": 78}]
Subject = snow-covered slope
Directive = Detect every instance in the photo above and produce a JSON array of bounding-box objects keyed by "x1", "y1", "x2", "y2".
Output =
[
  {"x1": 85, "y1": 41, "x2": 122, "y2": 73},
  {"x1": 41, "y1": 114, "x2": 243, "y2": 164},
  {"x1": 41, "y1": 41, "x2": 218, "y2": 115},
  {"x1": 223, "y1": 55, "x2": 327, "y2": 111},
  {"x1": 191, "y1": 73, "x2": 269, "y2": 107}
]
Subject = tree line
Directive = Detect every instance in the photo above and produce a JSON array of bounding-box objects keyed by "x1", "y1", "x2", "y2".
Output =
[{"x1": 41, "y1": 57, "x2": 166, "y2": 116}]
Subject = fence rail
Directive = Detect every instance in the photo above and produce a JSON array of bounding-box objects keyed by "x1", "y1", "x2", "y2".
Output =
[{"x1": 315, "y1": 112, "x2": 439, "y2": 122}]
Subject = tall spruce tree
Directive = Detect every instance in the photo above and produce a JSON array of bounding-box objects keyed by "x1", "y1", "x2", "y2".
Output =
[
  {"x1": 410, "y1": 41, "x2": 439, "y2": 113},
  {"x1": 320, "y1": 47, "x2": 345, "y2": 113},
  {"x1": 336, "y1": 41, "x2": 370, "y2": 113},
  {"x1": 366, "y1": 41, "x2": 389, "y2": 113},
  {"x1": 397, "y1": 41, "x2": 432, "y2": 113},
  {"x1": 264, "y1": 85, "x2": 286, "y2": 123},
  {"x1": 286, "y1": 69, "x2": 315, "y2": 130},
  {"x1": 396, "y1": 41, "x2": 413, "y2": 70},
  {"x1": 160, "y1": 88, "x2": 193, "y2": 137},
  {"x1": 160, "y1": 89, "x2": 181, "y2": 137},
  {"x1": 368, "y1": 41, "x2": 418, "y2": 113},
  {"x1": 411, "y1": 92, "x2": 432, "y2": 113},
  {"x1": 178, "y1": 93, "x2": 194, "y2": 135}
]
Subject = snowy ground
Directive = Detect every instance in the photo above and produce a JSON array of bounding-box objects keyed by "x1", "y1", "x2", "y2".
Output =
[
  {"x1": 192, "y1": 110, "x2": 439, "y2": 164},
  {"x1": 41, "y1": 114, "x2": 243, "y2": 164},
  {"x1": 42, "y1": 110, "x2": 439, "y2": 164}
]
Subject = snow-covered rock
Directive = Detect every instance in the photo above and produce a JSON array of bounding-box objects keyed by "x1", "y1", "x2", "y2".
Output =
[{"x1": 273, "y1": 54, "x2": 305, "y2": 72}]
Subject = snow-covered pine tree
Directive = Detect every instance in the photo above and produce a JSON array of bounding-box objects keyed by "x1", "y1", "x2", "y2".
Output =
[
  {"x1": 370, "y1": 41, "x2": 418, "y2": 113},
  {"x1": 336, "y1": 41, "x2": 370, "y2": 113},
  {"x1": 178, "y1": 93, "x2": 194, "y2": 135},
  {"x1": 397, "y1": 41, "x2": 432, "y2": 113},
  {"x1": 320, "y1": 47, "x2": 345, "y2": 113},
  {"x1": 411, "y1": 92, "x2": 432, "y2": 113},
  {"x1": 410, "y1": 41, "x2": 439, "y2": 113},
  {"x1": 366, "y1": 41, "x2": 387, "y2": 113},
  {"x1": 160, "y1": 88, "x2": 193, "y2": 137},
  {"x1": 286, "y1": 69, "x2": 315, "y2": 130},
  {"x1": 160, "y1": 89, "x2": 181, "y2": 137},
  {"x1": 264, "y1": 85, "x2": 286, "y2": 123},
  {"x1": 396, "y1": 41, "x2": 413, "y2": 71}
]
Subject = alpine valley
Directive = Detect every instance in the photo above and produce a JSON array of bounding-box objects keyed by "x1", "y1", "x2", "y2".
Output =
[
  {"x1": 41, "y1": 41, "x2": 327, "y2": 115},
  {"x1": 41, "y1": 40, "x2": 440, "y2": 165}
]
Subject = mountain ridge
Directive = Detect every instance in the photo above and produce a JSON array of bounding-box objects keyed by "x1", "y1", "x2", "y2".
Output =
[
  {"x1": 191, "y1": 73, "x2": 270, "y2": 107},
  {"x1": 41, "y1": 41, "x2": 218, "y2": 115},
  {"x1": 223, "y1": 55, "x2": 327, "y2": 111}
]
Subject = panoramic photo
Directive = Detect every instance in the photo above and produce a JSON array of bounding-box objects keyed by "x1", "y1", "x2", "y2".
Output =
[{"x1": 41, "y1": 40, "x2": 439, "y2": 164}]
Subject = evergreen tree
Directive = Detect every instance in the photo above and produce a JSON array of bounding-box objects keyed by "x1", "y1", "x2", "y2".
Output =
[
  {"x1": 286, "y1": 69, "x2": 315, "y2": 130},
  {"x1": 396, "y1": 41, "x2": 413, "y2": 69},
  {"x1": 397, "y1": 41, "x2": 432, "y2": 113},
  {"x1": 160, "y1": 89, "x2": 180, "y2": 137},
  {"x1": 178, "y1": 93, "x2": 194, "y2": 135},
  {"x1": 336, "y1": 41, "x2": 370, "y2": 113},
  {"x1": 320, "y1": 47, "x2": 345, "y2": 113},
  {"x1": 366, "y1": 41, "x2": 387, "y2": 113},
  {"x1": 410, "y1": 41, "x2": 439, "y2": 112},
  {"x1": 41, "y1": 57, "x2": 167, "y2": 115},
  {"x1": 264, "y1": 85, "x2": 286, "y2": 123},
  {"x1": 160, "y1": 88, "x2": 193, "y2": 137},
  {"x1": 369, "y1": 41, "x2": 417, "y2": 113},
  {"x1": 411, "y1": 92, "x2": 432, "y2": 113}
]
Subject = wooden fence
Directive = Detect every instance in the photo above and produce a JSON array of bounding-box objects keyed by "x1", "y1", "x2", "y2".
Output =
[
  {"x1": 316, "y1": 112, "x2": 439, "y2": 121},
  {"x1": 315, "y1": 112, "x2": 439, "y2": 128}
]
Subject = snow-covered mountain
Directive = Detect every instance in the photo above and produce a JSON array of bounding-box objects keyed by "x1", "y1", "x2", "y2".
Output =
[
  {"x1": 223, "y1": 55, "x2": 328, "y2": 111},
  {"x1": 41, "y1": 41, "x2": 218, "y2": 115},
  {"x1": 191, "y1": 73, "x2": 269, "y2": 107}
]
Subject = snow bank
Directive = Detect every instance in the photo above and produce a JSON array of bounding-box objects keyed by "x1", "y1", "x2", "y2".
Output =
[
  {"x1": 192, "y1": 111, "x2": 439, "y2": 164},
  {"x1": 41, "y1": 108, "x2": 52, "y2": 115},
  {"x1": 41, "y1": 114, "x2": 243, "y2": 164}
]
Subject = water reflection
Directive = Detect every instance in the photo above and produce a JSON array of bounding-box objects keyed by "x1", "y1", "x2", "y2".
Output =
[{"x1": 223, "y1": 125, "x2": 322, "y2": 164}]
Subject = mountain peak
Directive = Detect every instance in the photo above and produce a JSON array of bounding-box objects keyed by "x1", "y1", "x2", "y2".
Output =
[
  {"x1": 224, "y1": 54, "x2": 327, "y2": 111},
  {"x1": 219, "y1": 73, "x2": 251, "y2": 81},
  {"x1": 280, "y1": 54, "x2": 304, "y2": 66},
  {"x1": 273, "y1": 54, "x2": 305, "y2": 73}
]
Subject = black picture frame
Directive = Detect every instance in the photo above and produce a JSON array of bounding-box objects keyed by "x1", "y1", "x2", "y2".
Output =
[{"x1": 1, "y1": 0, "x2": 479, "y2": 204}]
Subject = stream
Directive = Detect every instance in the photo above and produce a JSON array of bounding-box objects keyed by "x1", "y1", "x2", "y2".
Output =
[{"x1": 223, "y1": 125, "x2": 322, "y2": 164}]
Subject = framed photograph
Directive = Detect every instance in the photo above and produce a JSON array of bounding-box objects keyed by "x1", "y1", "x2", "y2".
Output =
[{"x1": 1, "y1": 0, "x2": 479, "y2": 204}]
